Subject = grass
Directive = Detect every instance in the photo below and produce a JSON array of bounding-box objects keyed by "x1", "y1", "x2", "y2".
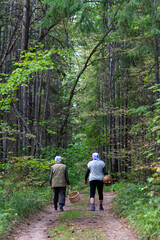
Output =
[
  {"x1": 59, "y1": 210, "x2": 94, "y2": 220},
  {"x1": 49, "y1": 224, "x2": 105, "y2": 240},
  {"x1": 113, "y1": 182, "x2": 160, "y2": 240},
  {"x1": 0, "y1": 186, "x2": 52, "y2": 238}
]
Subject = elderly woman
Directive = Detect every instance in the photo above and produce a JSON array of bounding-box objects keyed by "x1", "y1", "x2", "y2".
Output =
[
  {"x1": 50, "y1": 156, "x2": 71, "y2": 211},
  {"x1": 85, "y1": 152, "x2": 107, "y2": 211}
]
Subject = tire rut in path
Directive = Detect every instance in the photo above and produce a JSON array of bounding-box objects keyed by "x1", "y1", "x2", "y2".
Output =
[
  {"x1": 100, "y1": 192, "x2": 137, "y2": 240},
  {"x1": 11, "y1": 191, "x2": 138, "y2": 240}
]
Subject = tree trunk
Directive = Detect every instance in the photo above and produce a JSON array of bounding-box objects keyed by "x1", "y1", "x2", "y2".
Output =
[{"x1": 21, "y1": 0, "x2": 30, "y2": 154}]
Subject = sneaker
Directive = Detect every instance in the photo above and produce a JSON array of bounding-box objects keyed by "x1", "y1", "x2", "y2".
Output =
[
  {"x1": 99, "y1": 206, "x2": 104, "y2": 211},
  {"x1": 90, "y1": 205, "x2": 95, "y2": 211},
  {"x1": 59, "y1": 207, "x2": 64, "y2": 212}
]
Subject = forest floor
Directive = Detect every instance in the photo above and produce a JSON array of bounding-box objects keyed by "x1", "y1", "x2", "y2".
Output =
[{"x1": 8, "y1": 191, "x2": 138, "y2": 240}]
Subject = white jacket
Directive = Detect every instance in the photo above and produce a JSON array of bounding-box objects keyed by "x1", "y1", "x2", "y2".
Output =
[{"x1": 87, "y1": 159, "x2": 105, "y2": 181}]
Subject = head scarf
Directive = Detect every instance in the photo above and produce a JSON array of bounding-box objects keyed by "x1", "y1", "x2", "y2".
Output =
[
  {"x1": 92, "y1": 152, "x2": 99, "y2": 160},
  {"x1": 55, "y1": 156, "x2": 62, "y2": 162}
]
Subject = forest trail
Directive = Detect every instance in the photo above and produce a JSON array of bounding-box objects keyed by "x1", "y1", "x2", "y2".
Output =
[{"x1": 10, "y1": 191, "x2": 137, "y2": 240}]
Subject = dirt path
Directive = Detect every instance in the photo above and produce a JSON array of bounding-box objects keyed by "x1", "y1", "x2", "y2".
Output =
[
  {"x1": 98, "y1": 192, "x2": 137, "y2": 240},
  {"x1": 10, "y1": 191, "x2": 137, "y2": 240}
]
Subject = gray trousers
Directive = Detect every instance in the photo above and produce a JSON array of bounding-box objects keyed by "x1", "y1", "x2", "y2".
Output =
[{"x1": 53, "y1": 187, "x2": 66, "y2": 206}]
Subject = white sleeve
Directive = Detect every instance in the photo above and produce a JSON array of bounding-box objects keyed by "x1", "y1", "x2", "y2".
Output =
[{"x1": 87, "y1": 163, "x2": 90, "y2": 169}]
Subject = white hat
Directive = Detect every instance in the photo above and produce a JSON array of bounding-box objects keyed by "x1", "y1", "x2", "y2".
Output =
[
  {"x1": 55, "y1": 156, "x2": 62, "y2": 162},
  {"x1": 92, "y1": 152, "x2": 99, "y2": 160}
]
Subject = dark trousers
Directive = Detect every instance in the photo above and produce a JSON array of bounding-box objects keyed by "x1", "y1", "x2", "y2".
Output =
[
  {"x1": 90, "y1": 180, "x2": 103, "y2": 200},
  {"x1": 53, "y1": 187, "x2": 66, "y2": 206}
]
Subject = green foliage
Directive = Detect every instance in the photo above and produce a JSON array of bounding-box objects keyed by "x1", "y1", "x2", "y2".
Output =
[
  {"x1": 1, "y1": 156, "x2": 51, "y2": 189},
  {"x1": 126, "y1": 83, "x2": 160, "y2": 183},
  {"x1": 128, "y1": 105, "x2": 149, "y2": 116},
  {"x1": 41, "y1": 0, "x2": 82, "y2": 27},
  {"x1": 1, "y1": 0, "x2": 160, "y2": 238},
  {"x1": 0, "y1": 122, "x2": 28, "y2": 143},
  {"x1": 109, "y1": 181, "x2": 124, "y2": 192},
  {"x1": 76, "y1": 3, "x2": 100, "y2": 34},
  {"x1": 0, "y1": 155, "x2": 53, "y2": 237},
  {"x1": 0, "y1": 45, "x2": 56, "y2": 111},
  {"x1": 118, "y1": 0, "x2": 160, "y2": 37},
  {"x1": 113, "y1": 182, "x2": 160, "y2": 240}
]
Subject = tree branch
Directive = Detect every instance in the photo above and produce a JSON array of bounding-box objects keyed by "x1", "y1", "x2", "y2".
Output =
[{"x1": 58, "y1": 9, "x2": 119, "y2": 146}]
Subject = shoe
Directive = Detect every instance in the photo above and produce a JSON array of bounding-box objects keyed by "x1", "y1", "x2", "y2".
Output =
[
  {"x1": 90, "y1": 204, "x2": 95, "y2": 211},
  {"x1": 59, "y1": 203, "x2": 64, "y2": 212},
  {"x1": 54, "y1": 205, "x2": 57, "y2": 210},
  {"x1": 54, "y1": 203, "x2": 57, "y2": 210},
  {"x1": 99, "y1": 206, "x2": 104, "y2": 211}
]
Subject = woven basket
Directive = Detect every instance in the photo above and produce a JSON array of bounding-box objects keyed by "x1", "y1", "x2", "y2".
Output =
[
  {"x1": 102, "y1": 175, "x2": 113, "y2": 186},
  {"x1": 68, "y1": 191, "x2": 80, "y2": 204}
]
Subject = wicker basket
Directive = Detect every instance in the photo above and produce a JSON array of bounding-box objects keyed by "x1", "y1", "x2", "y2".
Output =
[
  {"x1": 102, "y1": 175, "x2": 113, "y2": 186},
  {"x1": 68, "y1": 191, "x2": 80, "y2": 204}
]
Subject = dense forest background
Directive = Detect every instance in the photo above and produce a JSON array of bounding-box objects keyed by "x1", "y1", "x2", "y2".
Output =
[
  {"x1": 1, "y1": 0, "x2": 160, "y2": 181},
  {"x1": 0, "y1": 1, "x2": 160, "y2": 239}
]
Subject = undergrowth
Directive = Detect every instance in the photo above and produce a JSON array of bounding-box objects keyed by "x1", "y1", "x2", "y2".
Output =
[
  {"x1": 0, "y1": 186, "x2": 52, "y2": 238},
  {"x1": 112, "y1": 182, "x2": 160, "y2": 240},
  {"x1": 0, "y1": 156, "x2": 54, "y2": 238}
]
